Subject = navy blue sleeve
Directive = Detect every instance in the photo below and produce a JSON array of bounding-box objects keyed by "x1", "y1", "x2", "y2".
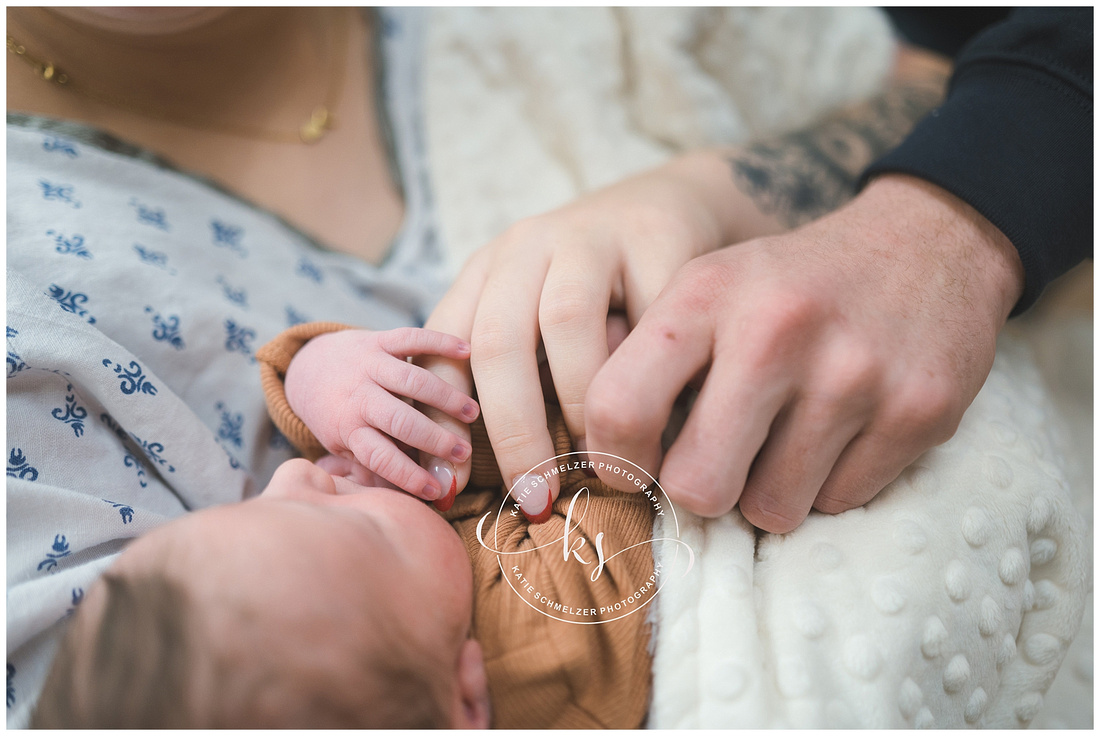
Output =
[{"x1": 862, "y1": 8, "x2": 1093, "y2": 315}]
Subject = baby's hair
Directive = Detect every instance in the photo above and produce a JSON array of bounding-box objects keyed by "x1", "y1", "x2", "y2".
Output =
[
  {"x1": 32, "y1": 572, "x2": 196, "y2": 727},
  {"x1": 31, "y1": 570, "x2": 449, "y2": 728}
]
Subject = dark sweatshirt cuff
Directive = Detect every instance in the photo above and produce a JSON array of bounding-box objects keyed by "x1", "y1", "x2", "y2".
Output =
[{"x1": 862, "y1": 62, "x2": 1093, "y2": 315}]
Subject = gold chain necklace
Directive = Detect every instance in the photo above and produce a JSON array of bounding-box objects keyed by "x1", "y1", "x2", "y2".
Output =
[{"x1": 7, "y1": 14, "x2": 348, "y2": 145}]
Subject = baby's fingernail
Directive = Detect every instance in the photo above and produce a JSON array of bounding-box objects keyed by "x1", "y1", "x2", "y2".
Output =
[
  {"x1": 451, "y1": 443, "x2": 469, "y2": 461},
  {"x1": 575, "y1": 437, "x2": 597, "y2": 477},
  {"x1": 427, "y1": 458, "x2": 457, "y2": 512},
  {"x1": 511, "y1": 473, "x2": 553, "y2": 525},
  {"x1": 457, "y1": 341, "x2": 471, "y2": 354},
  {"x1": 422, "y1": 482, "x2": 442, "y2": 501},
  {"x1": 461, "y1": 402, "x2": 478, "y2": 420}
]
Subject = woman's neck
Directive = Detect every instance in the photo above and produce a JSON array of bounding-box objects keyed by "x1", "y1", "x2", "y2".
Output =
[
  {"x1": 7, "y1": 7, "x2": 344, "y2": 138},
  {"x1": 7, "y1": 7, "x2": 406, "y2": 265}
]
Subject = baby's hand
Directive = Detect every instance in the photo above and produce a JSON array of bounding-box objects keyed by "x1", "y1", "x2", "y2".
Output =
[
  {"x1": 314, "y1": 454, "x2": 393, "y2": 489},
  {"x1": 284, "y1": 328, "x2": 479, "y2": 502}
]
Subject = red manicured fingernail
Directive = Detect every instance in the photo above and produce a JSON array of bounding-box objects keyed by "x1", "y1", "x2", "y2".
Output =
[
  {"x1": 427, "y1": 458, "x2": 457, "y2": 512},
  {"x1": 512, "y1": 473, "x2": 553, "y2": 525},
  {"x1": 433, "y1": 474, "x2": 457, "y2": 512},
  {"x1": 522, "y1": 494, "x2": 553, "y2": 525}
]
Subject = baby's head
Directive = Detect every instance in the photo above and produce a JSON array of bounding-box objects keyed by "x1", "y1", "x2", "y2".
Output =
[{"x1": 32, "y1": 459, "x2": 490, "y2": 728}]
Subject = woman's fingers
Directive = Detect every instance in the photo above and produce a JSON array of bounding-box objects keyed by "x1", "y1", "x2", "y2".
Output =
[
  {"x1": 417, "y1": 163, "x2": 734, "y2": 520},
  {"x1": 538, "y1": 248, "x2": 616, "y2": 448},
  {"x1": 416, "y1": 249, "x2": 492, "y2": 496},
  {"x1": 469, "y1": 229, "x2": 561, "y2": 520},
  {"x1": 424, "y1": 246, "x2": 493, "y2": 344},
  {"x1": 623, "y1": 240, "x2": 692, "y2": 328}
]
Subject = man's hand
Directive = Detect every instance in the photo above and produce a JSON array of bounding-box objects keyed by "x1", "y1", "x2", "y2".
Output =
[{"x1": 585, "y1": 174, "x2": 1025, "y2": 532}]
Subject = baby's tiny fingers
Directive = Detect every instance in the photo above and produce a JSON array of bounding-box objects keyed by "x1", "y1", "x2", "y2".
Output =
[
  {"x1": 375, "y1": 358, "x2": 479, "y2": 423},
  {"x1": 364, "y1": 392, "x2": 472, "y2": 466},
  {"x1": 315, "y1": 454, "x2": 393, "y2": 489},
  {"x1": 346, "y1": 425, "x2": 443, "y2": 500},
  {"x1": 377, "y1": 326, "x2": 472, "y2": 360}
]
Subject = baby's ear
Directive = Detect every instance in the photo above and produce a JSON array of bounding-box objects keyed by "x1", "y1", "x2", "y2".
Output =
[{"x1": 451, "y1": 639, "x2": 490, "y2": 729}]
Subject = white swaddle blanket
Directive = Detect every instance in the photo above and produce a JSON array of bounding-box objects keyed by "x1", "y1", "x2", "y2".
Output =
[
  {"x1": 649, "y1": 333, "x2": 1089, "y2": 728},
  {"x1": 422, "y1": 7, "x2": 1092, "y2": 728}
]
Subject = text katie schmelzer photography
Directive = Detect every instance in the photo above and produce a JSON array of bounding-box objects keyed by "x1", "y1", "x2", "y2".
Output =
[{"x1": 476, "y1": 451, "x2": 695, "y2": 625}]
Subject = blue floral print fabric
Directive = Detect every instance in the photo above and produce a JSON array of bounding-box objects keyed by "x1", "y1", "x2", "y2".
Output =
[{"x1": 5, "y1": 8, "x2": 444, "y2": 726}]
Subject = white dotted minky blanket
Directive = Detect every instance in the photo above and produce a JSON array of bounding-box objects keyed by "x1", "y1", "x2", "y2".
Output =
[
  {"x1": 425, "y1": 7, "x2": 894, "y2": 271},
  {"x1": 649, "y1": 330, "x2": 1089, "y2": 728}
]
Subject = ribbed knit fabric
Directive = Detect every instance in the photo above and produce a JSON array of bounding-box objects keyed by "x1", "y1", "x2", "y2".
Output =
[
  {"x1": 448, "y1": 410, "x2": 655, "y2": 728},
  {"x1": 257, "y1": 323, "x2": 655, "y2": 727},
  {"x1": 255, "y1": 322, "x2": 354, "y2": 460}
]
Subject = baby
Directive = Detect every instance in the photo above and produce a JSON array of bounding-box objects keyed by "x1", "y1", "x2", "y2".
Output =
[{"x1": 31, "y1": 322, "x2": 656, "y2": 729}]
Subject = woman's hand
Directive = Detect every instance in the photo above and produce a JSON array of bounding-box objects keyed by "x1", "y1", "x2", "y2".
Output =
[
  {"x1": 419, "y1": 151, "x2": 775, "y2": 519},
  {"x1": 284, "y1": 327, "x2": 480, "y2": 509}
]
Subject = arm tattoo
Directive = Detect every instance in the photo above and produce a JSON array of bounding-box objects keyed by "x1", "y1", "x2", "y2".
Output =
[{"x1": 730, "y1": 79, "x2": 947, "y2": 228}]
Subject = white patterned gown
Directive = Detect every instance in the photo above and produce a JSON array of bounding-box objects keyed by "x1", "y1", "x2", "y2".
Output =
[{"x1": 5, "y1": 9, "x2": 444, "y2": 727}]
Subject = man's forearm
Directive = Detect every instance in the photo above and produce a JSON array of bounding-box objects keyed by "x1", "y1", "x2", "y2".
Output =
[{"x1": 728, "y1": 47, "x2": 950, "y2": 229}]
